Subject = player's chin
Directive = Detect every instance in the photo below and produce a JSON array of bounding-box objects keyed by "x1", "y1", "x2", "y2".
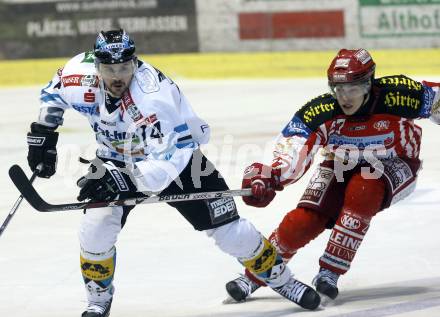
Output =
[
  {"x1": 110, "y1": 85, "x2": 127, "y2": 97},
  {"x1": 341, "y1": 104, "x2": 357, "y2": 115}
]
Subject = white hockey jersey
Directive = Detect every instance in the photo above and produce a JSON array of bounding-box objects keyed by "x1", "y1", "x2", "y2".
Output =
[{"x1": 38, "y1": 52, "x2": 210, "y2": 192}]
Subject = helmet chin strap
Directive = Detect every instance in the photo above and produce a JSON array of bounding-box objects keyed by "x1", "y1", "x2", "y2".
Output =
[
  {"x1": 360, "y1": 77, "x2": 373, "y2": 109},
  {"x1": 362, "y1": 92, "x2": 371, "y2": 107},
  {"x1": 351, "y1": 92, "x2": 371, "y2": 116}
]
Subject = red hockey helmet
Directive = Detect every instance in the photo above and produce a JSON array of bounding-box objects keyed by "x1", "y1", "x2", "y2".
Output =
[{"x1": 327, "y1": 49, "x2": 376, "y2": 85}]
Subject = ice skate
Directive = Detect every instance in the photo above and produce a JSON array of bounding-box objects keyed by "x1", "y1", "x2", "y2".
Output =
[
  {"x1": 225, "y1": 274, "x2": 261, "y2": 302},
  {"x1": 312, "y1": 268, "x2": 339, "y2": 301},
  {"x1": 81, "y1": 299, "x2": 112, "y2": 317},
  {"x1": 272, "y1": 276, "x2": 321, "y2": 310}
]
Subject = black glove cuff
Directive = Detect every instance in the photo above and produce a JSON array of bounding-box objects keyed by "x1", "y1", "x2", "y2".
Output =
[{"x1": 27, "y1": 122, "x2": 59, "y2": 147}]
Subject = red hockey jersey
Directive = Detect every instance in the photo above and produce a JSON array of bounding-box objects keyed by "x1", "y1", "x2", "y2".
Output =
[{"x1": 272, "y1": 75, "x2": 440, "y2": 186}]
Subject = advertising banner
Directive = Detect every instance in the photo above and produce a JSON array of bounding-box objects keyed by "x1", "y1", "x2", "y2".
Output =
[
  {"x1": 197, "y1": 0, "x2": 350, "y2": 52},
  {"x1": 239, "y1": 10, "x2": 345, "y2": 40},
  {"x1": 0, "y1": 0, "x2": 198, "y2": 59},
  {"x1": 359, "y1": 0, "x2": 440, "y2": 37}
]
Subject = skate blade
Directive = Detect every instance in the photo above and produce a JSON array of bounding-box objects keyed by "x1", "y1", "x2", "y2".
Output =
[
  {"x1": 318, "y1": 293, "x2": 336, "y2": 308},
  {"x1": 222, "y1": 296, "x2": 246, "y2": 305}
]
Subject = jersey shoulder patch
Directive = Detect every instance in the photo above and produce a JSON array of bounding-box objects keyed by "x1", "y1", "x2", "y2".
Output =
[
  {"x1": 60, "y1": 74, "x2": 100, "y2": 89},
  {"x1": 375, "y1": 75, "x2": 424, "y2": 118},
  {"x1": 134, "y1": 63, "x2": 160, "y2": 94},
  {"x1": 296, "y1": 93, "x2": 341, "y2": 131},
  {"x1": 376, "y1": 75, "x2": 422, "y2": 91},
  {"x1": 60, "y1": 52, "x2": 99, "y2": 89},
  {"x1": 281, "y1": 115, "x2": 312, "y2": 138}
]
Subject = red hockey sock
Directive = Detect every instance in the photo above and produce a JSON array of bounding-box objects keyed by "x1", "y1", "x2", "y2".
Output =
[
  {"x1": 319, "y1": 173, "x2": 386, "y2": 275},
  {"x1": 276, "y1": 207, "x2": 329, "y2": 261}
]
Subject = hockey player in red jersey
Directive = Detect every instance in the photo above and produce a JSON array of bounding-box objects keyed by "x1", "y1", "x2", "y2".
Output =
[{"x1": 225, "y1": 48, "x2": 440, "y2": 303}]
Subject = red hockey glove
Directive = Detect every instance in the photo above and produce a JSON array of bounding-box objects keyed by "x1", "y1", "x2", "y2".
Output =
[{"x1": 242, "y1": 162, "x2": 283, "y2": 208}]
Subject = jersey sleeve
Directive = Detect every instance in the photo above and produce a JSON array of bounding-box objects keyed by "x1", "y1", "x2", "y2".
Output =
[
  {"x1": 270, "y1": 94, "x2": 337, "y2": 186},
  {"x1": 37, "y1": 52, "x2": 99, "y2": 128},
  {"x1": 37, "y1": 69, "x2": 69, "y2": 128},
  {"x1": 375, "y1": 75, "x2": 437, "y2": 121},
  {"x1": 420, "y1": 81, "x2": 440, "y2": 124},
  {"x1": 178, "y1": 92, "x2": 210, "y2": 145},
  {"x1": 272, "y1": 113, "x2": 327, "y2": 186}
]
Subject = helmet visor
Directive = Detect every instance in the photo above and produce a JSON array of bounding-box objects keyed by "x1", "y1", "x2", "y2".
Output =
[
  {"x1": 98, "y1": 60, "x2": 135, "y2": 80},
  {"x1": 330, "y1": 80, "x2": 371, "y2": 99}
]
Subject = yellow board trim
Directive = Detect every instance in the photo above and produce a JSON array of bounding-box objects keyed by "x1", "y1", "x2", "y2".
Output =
[{"x1": 1, "y1": 49, "x2": 439, "y2": 87}]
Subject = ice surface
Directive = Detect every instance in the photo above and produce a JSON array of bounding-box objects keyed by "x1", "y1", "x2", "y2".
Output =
[{"x1": 1, "y1": 78, "x2": 440, "y2": 316}]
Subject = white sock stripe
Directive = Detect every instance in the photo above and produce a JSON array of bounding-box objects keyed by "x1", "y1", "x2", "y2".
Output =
[
  {"x1": 80, "y1": 246, "x2": 115, "y2": 260},
  {"x1": 320, "y1": 256, "x2": 350, "y2": 271},
  {"x1": 322, "y1": 252, "x2": 352, "y2": 266},
  {"x1": 323, "y1": 252, "x2": 352, "y2": 265}
]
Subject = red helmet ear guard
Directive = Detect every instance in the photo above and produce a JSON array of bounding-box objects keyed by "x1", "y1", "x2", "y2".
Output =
[{"x1": 327, "y1": 49, "x2": 376, "y2": 85}]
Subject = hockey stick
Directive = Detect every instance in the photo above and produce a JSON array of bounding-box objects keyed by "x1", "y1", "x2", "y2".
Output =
[
  {"x1": 8, "y1": 164, "x2": 252, "y2": 213},
  {"x1": 1, "y1": 164, "x2": 42, "y2": 237}
]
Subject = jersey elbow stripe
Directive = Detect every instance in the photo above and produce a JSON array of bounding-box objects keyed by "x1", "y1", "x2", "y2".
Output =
[
  {"x1": 177, "y1": 135, "x2": 192, "y2": 142},
  {"x1": 174, "y1": 123, "x2": 189, "y2": 133},
  {"x1": 176, "y1": 134, "x2": 195, "y2": 148},
  {"x1": 175, "y1": 124, "x2": 194, "y2": 146},
  {"x1": 40, "y1": 93, "x2": 68, "y2": 105},
  {"x1": 176, "y1": 142, "x2": 196, "y2": 149}
]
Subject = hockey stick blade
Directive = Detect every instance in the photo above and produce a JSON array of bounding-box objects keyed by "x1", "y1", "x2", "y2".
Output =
[{"x1": 9, "y1": 164, "x2": 252, "y2": 212}]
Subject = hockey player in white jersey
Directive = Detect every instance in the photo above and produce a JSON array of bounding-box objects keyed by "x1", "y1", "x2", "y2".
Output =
[{"x1": 25, "y1": 30, "x2": 321, "y2": 316}]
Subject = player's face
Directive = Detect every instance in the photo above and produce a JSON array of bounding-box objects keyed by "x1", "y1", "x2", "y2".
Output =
[
  {"x1": 331, "y1": 81, "x2": 370, "y2": 115},
  {"x1": 98, "y1": 60, "x2": 135, "y2": 97}
]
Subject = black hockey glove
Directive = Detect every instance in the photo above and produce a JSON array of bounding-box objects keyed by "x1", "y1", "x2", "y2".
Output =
[
  {"x1": 77, "y1": 160, "x2": 137, "y2": 202},
  {"x1": 27, "y1": 122, "x2": 59, "y2": 178}
]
